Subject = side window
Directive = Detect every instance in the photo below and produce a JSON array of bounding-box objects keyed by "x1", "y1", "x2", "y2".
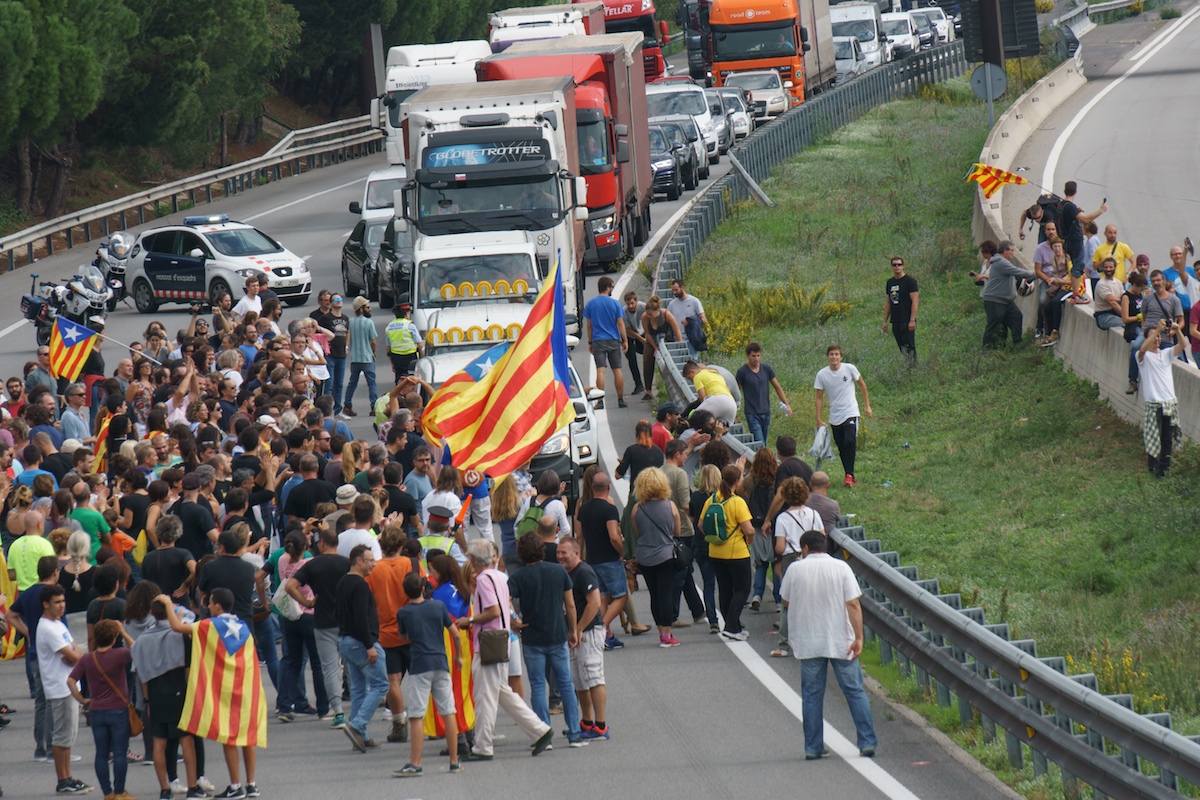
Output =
[
  {"x1": 142, "y1": 232, "x2": 171, "y2": 254},
  {"x1": 179, "y1": 232, "x2": 209, "y2": 258}
]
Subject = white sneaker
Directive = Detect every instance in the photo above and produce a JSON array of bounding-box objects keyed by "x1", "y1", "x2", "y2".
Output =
[
  {"x1": 170, "y1": 778, "x2": 187, "y2": 794},
  {"x1": 198, "y1": 776, "x2": 217, "y2": 793},
  {"x1": 382, "y1": 708, "x2": 392, "y2": 722}
]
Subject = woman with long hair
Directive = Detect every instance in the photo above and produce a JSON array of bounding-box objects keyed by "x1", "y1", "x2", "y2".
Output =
[
  {"x1": 615, "y1": 420, "x2": 665, "y2": 574},
  {"x1": 142, "y1": 480, "x2": 171, "y2": 550},
  {"x1": 491, "y1": 476, "x2": 522, "y2": 574},
  {"x1": 689, "y1": 464, "x2": 723, "y2": 635},
  {"x1": 60, "y1": 531, "x2": 96, "y2": 615},
  {"x1": 632, "y1": 467, "x2": 682, "y2": 647},
  {"x1": 424, "y1": 553, "x2": 476, "y2": 749},
  {"x1": 273, "y1": 531, "x2": 328, "y2": 719},
  {"x1": 341, "y1": 440, "x2": 366, "y2": 485},
  {"x1": 422, "y1": 466, "x2": 463, "y2": 525},
  {"x1": 700, "y1": 464, "x2": 755, "y2": 641},
  {"x1": 5, "y1": 484, "x2": 33, "y2": 543},
  {"x1": 126, "y1": 357, "x2": 156, "y2": 433},
  {"x1": 743, "y1": 447, "x2": 778, "y2": 611},
  {"x1": 638, "y1": 295, "x2": 682, "y2": 400}
]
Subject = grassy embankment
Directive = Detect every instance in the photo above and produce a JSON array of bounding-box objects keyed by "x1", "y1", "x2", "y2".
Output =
[{"x1": 684, "y1": 78, "x2": 1200, "y2": 797}]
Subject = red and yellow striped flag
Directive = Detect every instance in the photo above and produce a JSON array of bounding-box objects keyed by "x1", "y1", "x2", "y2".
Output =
[
  {"x1": 180, "y1": 615, "x2": 267, "y2": 747},
  {"x1": 422, "y1": 257, "x2": 576, "y2": 477},
  {"x1": 48, "y1": 318, "x2": 100, "y2": 382},
  {"x1": 93, "y1": 413, "x2": 110, "y2": 474},
  {"x1": 0, "y1": 550, "x2": 24, "y2": 661},
  {"x1": 966, "y1": 163, "x2": 1028, "y2": 199}
]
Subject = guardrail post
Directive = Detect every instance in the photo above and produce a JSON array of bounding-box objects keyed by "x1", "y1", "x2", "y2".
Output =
[{"x1": 65, "y1": 228, "x2": 73, "y2": 249}]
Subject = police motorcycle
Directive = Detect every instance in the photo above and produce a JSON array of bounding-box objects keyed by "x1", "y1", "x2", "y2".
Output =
[
  {"x1": 92, "y1": 231, "x2": 131, "y2": 310},
  {"x1": 20, "y1": 264, "x2": 114, "y2": 347}
]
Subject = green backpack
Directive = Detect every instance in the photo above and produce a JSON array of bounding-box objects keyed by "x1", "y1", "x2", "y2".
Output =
[
  {"x1": 515, "y1": 497, "x2": 551, "y2": 539},
  {"x1": 701, "y1": 494, "x2": 731, "y2": 545}
]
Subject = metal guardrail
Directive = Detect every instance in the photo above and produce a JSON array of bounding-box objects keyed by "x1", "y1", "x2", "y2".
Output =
[
  {"x1": 1052, "y1": 0, "x2": 1097, "y2": 38},
  {"x1": 649, "y1": 39, "x2": 1200, "y2": 797},
  {"x1": 1, "y1": 116, "x2": 383, "y2": 272}
]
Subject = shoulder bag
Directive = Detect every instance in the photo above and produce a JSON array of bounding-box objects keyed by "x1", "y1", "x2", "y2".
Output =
[
  {"x1": 94, "y1": 654, "x2": 144, "y2": 737},
  {"x1": 477, "y1": 574, "x2": 510, "y2": 665}
]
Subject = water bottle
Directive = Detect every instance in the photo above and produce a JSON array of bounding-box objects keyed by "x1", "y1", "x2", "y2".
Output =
[{"x1": 779, "y1": 401, "x2": 791, "y2": 416}]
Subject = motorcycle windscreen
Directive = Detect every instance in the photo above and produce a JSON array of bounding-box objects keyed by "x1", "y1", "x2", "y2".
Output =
[{"x1": 145, "y1": 252, "x2": 208, "y2": 300}]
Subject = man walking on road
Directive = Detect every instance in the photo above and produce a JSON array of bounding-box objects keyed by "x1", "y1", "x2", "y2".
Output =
[
  {"x1": 813, "y1": 345, "x2": 871, "y2": 488},
  {"x1": 342, "y1": 296, "x2": 377, "y2": 418},
  {"x1": 780, "y1": 530, "x2": 877, "y2": 760},
  {"x1": 583, "y1": 276, "x2": 629, "y2": 410},
  {"x1": 735, "y1": 343, "x2": 791, "y2": 444},
  {"x1": 336, "y1": 544, "x2": 389, "y2": 752},
  {"x1": 882, "y1": 257, "x2": 919, "y2": 363}
]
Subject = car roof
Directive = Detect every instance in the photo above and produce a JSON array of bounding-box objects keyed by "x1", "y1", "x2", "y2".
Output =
[
  {"x1": 366, "y1": 165, "x2": 408, "y2": 181},
  {"x1": 646, "y1": 82, "x2": 704, "y2": 95},
  {"x1": 147, "y1": 215, "x2": 255, "y2": 234}
]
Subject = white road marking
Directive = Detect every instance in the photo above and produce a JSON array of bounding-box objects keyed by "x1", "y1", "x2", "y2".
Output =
[
  {"x1": 1043, "y1": 7, "x2": 1200, "y2": 190},
  {"x1": 0, "y1": 319, "x2": 29, "y2": 339},
  {"x1": 1127, "y1": 4, "x2": 1200, "y2": 62},
  {"x1": 243, "y1": 177, "x2": 365, "y2": 222}
]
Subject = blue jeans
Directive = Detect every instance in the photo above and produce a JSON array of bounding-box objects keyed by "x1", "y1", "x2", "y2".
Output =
[
  {"x1": 800, "y1": 657, "x2": 877, "y2": 755},
  {"x1": 523, "y1": 641, "x2": 582, "y2": 742},
  {"x1": 254, "y1": 614, "x2": 279, "y2": 694},
  {"x1": 693, "y1": 538, "x2": 718, "y2": 625},
  {"x1": 280, "y1": 614, "x2": 327, "y2": 714},
  {"x1": 746, "y1": 412, "x2": 771, "y2": 445},
  {"x1": 327, "y1": 356, "x2": 347, "y2": 413},
  {"x1": 90, "y1": 707, "x2": 131, "y2": 795},
  {"x1": 31, "y1": 657, "x2": 54, "y2": 757},
  {"x1": 752, "y1": 558, "x2": 782, "y2": 605},
  {"x1": 338, "y1": 636, "x2": 388, "y2": 737},
  {"x1": 345, "y1": 362, "x2": 377, "y2": 411}
]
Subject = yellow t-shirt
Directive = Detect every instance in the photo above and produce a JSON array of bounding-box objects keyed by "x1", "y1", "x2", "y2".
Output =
[
  {"x1": 700, "y1": 492, "x2": 752, "y2": 560},
  {"x1": 1092, "y1": 241, "x2": 1133, "y2": 283},
  {"x1": 693, "y1": 368, "x2": 731, "y2": 398}
]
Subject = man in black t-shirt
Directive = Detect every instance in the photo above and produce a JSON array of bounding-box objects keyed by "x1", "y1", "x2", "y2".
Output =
[
  {"x1": 762, "y1": 435, "x2": 814, "y2": 540},
  {"x1": 282, "y1": 454, "x2": 337, "y2": 524},
  {"x1": 174, "y1": 473, "x2": 218, "y2": 557},
  {"x1": 1060, "y1": 180, "x2": 1108, "y2": 297},
  {"x1": 556, "y1": 536, "x2": 609, "y2": 739},
  {"x1": 381, "y1": 462, "x2": 421, "y2": 536},
  {"x1": 140, "y1": 516, "x2": 195, "y2": 599},
  {"x1": 286, "y1": 529, "x2": 351, "y2": 724},
  {"x1": 883, "y1": 257, "x2": 920, "y2": 363},
  {"x1": 313, "y1": 293, "x2": 351, "y2": 416},
  {"x1": 196, "y1": 531, "x2": 258, "y2": 625},
  {"x1": 576, "y1": 474, "x2": 627, "y2": 649}
]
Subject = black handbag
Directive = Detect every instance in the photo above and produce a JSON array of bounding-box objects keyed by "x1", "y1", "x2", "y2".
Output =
[
  {"x1": 477, "y1": 575, "x2": 510, "y2": 665},
  {"x1": 672, "y1": 537, "x2": 694, "y2": 571}
]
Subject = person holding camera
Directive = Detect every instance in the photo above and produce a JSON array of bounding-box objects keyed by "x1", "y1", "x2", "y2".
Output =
[{"x1": 1137, "y1": 317, "x2": 1186, "y2": 478}]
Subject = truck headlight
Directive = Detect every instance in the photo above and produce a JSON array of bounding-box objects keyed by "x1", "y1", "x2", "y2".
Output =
[
  {"x1": 540, "y1": 433, "x2": 569, "y2": 456},
  {"x1": 593, "y1": 215, "x2": 616, "y2": 235}
]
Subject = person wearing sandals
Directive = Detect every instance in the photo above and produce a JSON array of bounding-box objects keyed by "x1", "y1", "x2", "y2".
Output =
[
  {"x1": 67, "y1": 619, "x2": 136, "y2": 800},
  {"x1": 769, "y1": 478, "x2": 823, "y2": 658}
]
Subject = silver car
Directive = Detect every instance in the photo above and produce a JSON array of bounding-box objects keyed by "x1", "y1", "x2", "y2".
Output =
[
  {"x1": 704, "y1": 89, "x2": 734, "y2": 155},
  {"x1": 717, "y1": 88, "x2": 754, "y2": 140}
]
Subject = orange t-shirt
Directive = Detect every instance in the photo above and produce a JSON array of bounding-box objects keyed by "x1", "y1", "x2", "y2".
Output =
[
  {"x1": 109, "y1": 532, "x2": 137, "y2": 559},
  {"x1": 367, "y1": 556, "x2": 425, "y2": 648}
]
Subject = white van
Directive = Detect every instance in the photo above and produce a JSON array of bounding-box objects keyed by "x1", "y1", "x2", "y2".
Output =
[
  {"x1": 881, "y1": 12, "x2": 920, "y2": 58},
  {"x1": 830, "y1": 2, "x2": 891, "y2": 69}
]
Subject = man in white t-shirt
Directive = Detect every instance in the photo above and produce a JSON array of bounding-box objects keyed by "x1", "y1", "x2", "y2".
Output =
[
  {"x1": 232, "y1": 276, "x2": 263, "y2": 322},
  {"x1": 36, "y1": 584, "x2": 91, "y2": 794},
  {"x1": 1138, "y1": 318, "x2": 1186, "y2": 478},
  {"x1": 780, "y1": 530, "x2": 877, "y2": 760},
  {"x1": 813, "y1": 344, "x2": 872, "y2": 488},
  {"x1": 337, "y1": 497, "x2": 383, "y2": 560}
]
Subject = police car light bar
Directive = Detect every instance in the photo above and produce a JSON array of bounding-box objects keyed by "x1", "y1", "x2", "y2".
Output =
[{"x1": 183, "y1": 214, "x2": 231, "y2": 226}]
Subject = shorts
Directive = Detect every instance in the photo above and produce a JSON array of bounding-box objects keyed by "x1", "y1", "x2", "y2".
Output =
[
  {"x1": 508, "y1": 635, "x2": 523, "y2": 678},
  {"x1": 698, "y1": 393, "x2": 738, "y2": 425},
  {"x1": 50, "y1": 696, "x2": 79, "y2": 748},
  {"x1": 569, "y1": 627, "x2": 606, "y2": 691},
  {"x1": 384, "y1": 645, "x2": 411, "y2": 676},
  {"x1": 147, "y1": 684, "x2": 188, "y2": 739},
  {"x1": 590, "y1": 560, "x2": 628, "y2": 599},
  {"x1": 592, "y1": 339, "x2": 621, "y2": 369},
  {"x1": 402, "y1": 670, "x2": 456, "y2": 719}
]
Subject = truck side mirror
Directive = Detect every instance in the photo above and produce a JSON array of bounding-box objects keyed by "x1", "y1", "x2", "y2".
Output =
[
  {"x1": 574, "y1": 207, "x2": 588, "y2": 221},
  {"x1": 574, "y1": 176, "x2": 588, "y2": 207},
  {"x1": 800, "y1": 26, "x2": 809, "y2": 43},
  {"x1": 659, "y1": 19, "x2": 669, "y2": 39},
  {"x1": 616, "y1": 140, "x2": 630, "y2": 163},
  {"x1": 615, "y1": 123, "x2": 629, "y2": 137},
  {"x1": 349, "y1": 201, "x2": 362, "y2": 215},
  {"x1": 803, "y1": 42, "x2": 811, "y2": 52},
  {"x1": 370, "y1": 98, "x2": 382, "y2": 130},
  {"x1": 396, "y1": 218, "x2": 409, "y2": 233}
]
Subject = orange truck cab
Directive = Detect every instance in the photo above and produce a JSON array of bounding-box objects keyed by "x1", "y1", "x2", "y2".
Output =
[{"x1": 709, "y1": 0, "x2": 835, "y2": 102}]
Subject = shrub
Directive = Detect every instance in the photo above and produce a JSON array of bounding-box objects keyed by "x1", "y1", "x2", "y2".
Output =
[
  {"x1": 693, "y1": 275, "x2": 851, "y2": 355},
  {"x1": 1160, "y1": 6, "x2": 1182, "y2": 18},
  {"x1": 1034, "y1": 0, "x2": 1054, "y2": 11}
]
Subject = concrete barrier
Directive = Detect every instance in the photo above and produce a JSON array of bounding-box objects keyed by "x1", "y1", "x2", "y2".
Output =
[{"x1": 971, "y1": 49, "x2": 1200, "y2": 442}]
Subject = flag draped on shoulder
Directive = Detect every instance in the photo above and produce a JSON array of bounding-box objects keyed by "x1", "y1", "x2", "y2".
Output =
[
  {"x1": 179, "y1": 615, "x2": 267, "y2": 748},
  {"x1": 966, "y1": 163, "x2": 1028, "y2": 199},
  {"x1": 49, "y1": 318, "x2": 99, "y2": 382},
  {"x1": 93, "y1": 413, "x2": 111, "y2": 474},
  {"x1": 422, "y1": 256, "x2": 575, "y2": 477}
]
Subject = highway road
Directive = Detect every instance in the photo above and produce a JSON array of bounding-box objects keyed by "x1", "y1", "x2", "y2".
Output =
[
  {"x1": 1005, "y1": 7, "x2": 1200, "y2": 261},
  {"x1": 0, "y1": 68, "x2": 1019, "y2": 800}
]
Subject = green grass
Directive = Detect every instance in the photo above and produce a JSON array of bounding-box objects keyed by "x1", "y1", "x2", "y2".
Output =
[{"x1": 686, "y1": 96, "x2": 1200, "y2": 726}]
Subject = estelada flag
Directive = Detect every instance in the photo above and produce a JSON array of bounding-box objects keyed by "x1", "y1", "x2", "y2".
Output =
[
  {"x1": 966, "y1": 163, "x2": 1028, "y2": 199},
  {"x1": 421, "y1": 255, "x2": 575, "y2": 477},
  {"x1": 179, "y1": 615, "x2": 267, "y2": 747},
  {"x1": 93, "y1": 413, "x2": 110, "y2": 474},
  {"x1": 0, "y1": 550, "x2": 24, "y2": 661},
  {"x1": 48, "y1": 318, "x2": 100, "y2": 382}
]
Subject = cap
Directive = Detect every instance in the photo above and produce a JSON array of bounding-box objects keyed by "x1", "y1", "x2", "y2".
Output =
[
  {"x1": 336, "y1": 485, "x2": 359, "y2": 505},
  {"x1": 351, "y1": 296, "x2": 369, "y2": 311},
  {"x1": 396, "y1": 301, "x2": 412, "y2": 312},
  {"x1": 657, "y1": 402, "x2": 682, "y2": 420},
  {"x1": 1136, "y1": 253, "x2": 1150, "y2": 264},
  {"x1": 426, "y1": 505, "x2": 455, "y2": 525},
  {"x1": 60, "y1": 438, "x2": 84, "y2": 455},
  {"x1": 182, "y1": 473, "x2": 203, "y2": 491},
  {"x1": 256, "y1": 414, "x2": 281, "y2": 433}
]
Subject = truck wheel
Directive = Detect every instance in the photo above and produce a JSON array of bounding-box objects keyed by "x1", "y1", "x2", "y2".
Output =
[
  {"x1": 133, "y1": 279, "x2": 158, "y2": 313},
  {"x1": 633, "y1": 204, "x2": 650, "y2": 247}
]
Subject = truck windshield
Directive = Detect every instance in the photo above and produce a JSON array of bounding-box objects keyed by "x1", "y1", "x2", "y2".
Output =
[
  {"x1": 605, "y1": 15, "x2": 660, "y2": 51},
  {"x1": 647, "y1": 91, "x2": 707, "y2": 118},
  {"x1": 415, "y1": 176, "x2": 562, "y2": 233},
  {"x1": 832, "y1": 20, "x2": 877, "y2": 43},
  {"x1": 726, "y1": 73, "x2": 781, "y2": 90},
  {"x1": 206, "y1": 228, "x2": 284, "y2": 257},
  {"x1": 577, "y1": 120, "x2": 610, "y2": 173},
  {"x1": 416, "y1": 254, "x2": 538, "y2": 307},
  {"x1": 712, "y1": 22, "x2": 796, "y2": 61}
]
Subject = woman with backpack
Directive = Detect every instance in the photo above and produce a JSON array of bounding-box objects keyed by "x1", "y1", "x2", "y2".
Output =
[
  {"x1": 768, "y1": 478, "x2": 822, "y2": 658},
  {"x1": 700, "y1": 464, "x2": 755, "y2": 641},
  {"x1": 689, "y1": 465, "x2": 723, "y2": 634},
  {"x1": 742, "y1": 448, "x2": 777, "y2": 612}
]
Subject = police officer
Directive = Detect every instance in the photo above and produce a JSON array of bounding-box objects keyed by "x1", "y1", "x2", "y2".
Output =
[{"x1": 384, "y1": 299, "x2": 421, "y2": 382}]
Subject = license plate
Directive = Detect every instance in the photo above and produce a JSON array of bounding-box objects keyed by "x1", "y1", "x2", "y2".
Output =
[{"x1": 275, "y1": 279, "x2": 298, "y2": 288}]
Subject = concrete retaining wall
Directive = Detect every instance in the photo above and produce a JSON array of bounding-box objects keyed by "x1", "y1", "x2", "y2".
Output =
[{"x1": 971, "y1": 50, "x2": 1200, "y2": 442}]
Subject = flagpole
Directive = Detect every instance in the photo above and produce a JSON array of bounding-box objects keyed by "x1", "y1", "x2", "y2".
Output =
[{"x1": 95, "y1": 332, "x2": 165, "y2": 366}]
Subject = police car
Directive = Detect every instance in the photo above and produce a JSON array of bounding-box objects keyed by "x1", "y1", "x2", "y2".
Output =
[{"x1": 125, "y1": 215, "x2": 311, "y2": 313}]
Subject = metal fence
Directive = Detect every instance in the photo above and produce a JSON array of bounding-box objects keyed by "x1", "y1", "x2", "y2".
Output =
[
  {"x1": 1, "y1": 116, "x2": 383, "y2": 272},
  {"x1": 649, "y1": 39, "x2": 1200, "y2": 798}
]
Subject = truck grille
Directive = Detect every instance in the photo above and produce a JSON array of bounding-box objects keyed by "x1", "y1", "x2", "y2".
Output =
[{"x1": 643, "y1": 54, "x2": 657, "y2": 81}]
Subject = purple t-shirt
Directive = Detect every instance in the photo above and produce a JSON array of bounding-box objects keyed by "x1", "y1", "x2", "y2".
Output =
[{"x1": 69, "y1": 647, "x2": 132, "y2": 711}]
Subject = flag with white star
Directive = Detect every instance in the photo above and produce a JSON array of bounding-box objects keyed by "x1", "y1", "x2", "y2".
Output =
[
  {"x1": 179, "y1": 614, "x2": 268, "y2": 747},
  {"x1": 48, "y1": 318, "x2": 100, "y2": 382}
]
